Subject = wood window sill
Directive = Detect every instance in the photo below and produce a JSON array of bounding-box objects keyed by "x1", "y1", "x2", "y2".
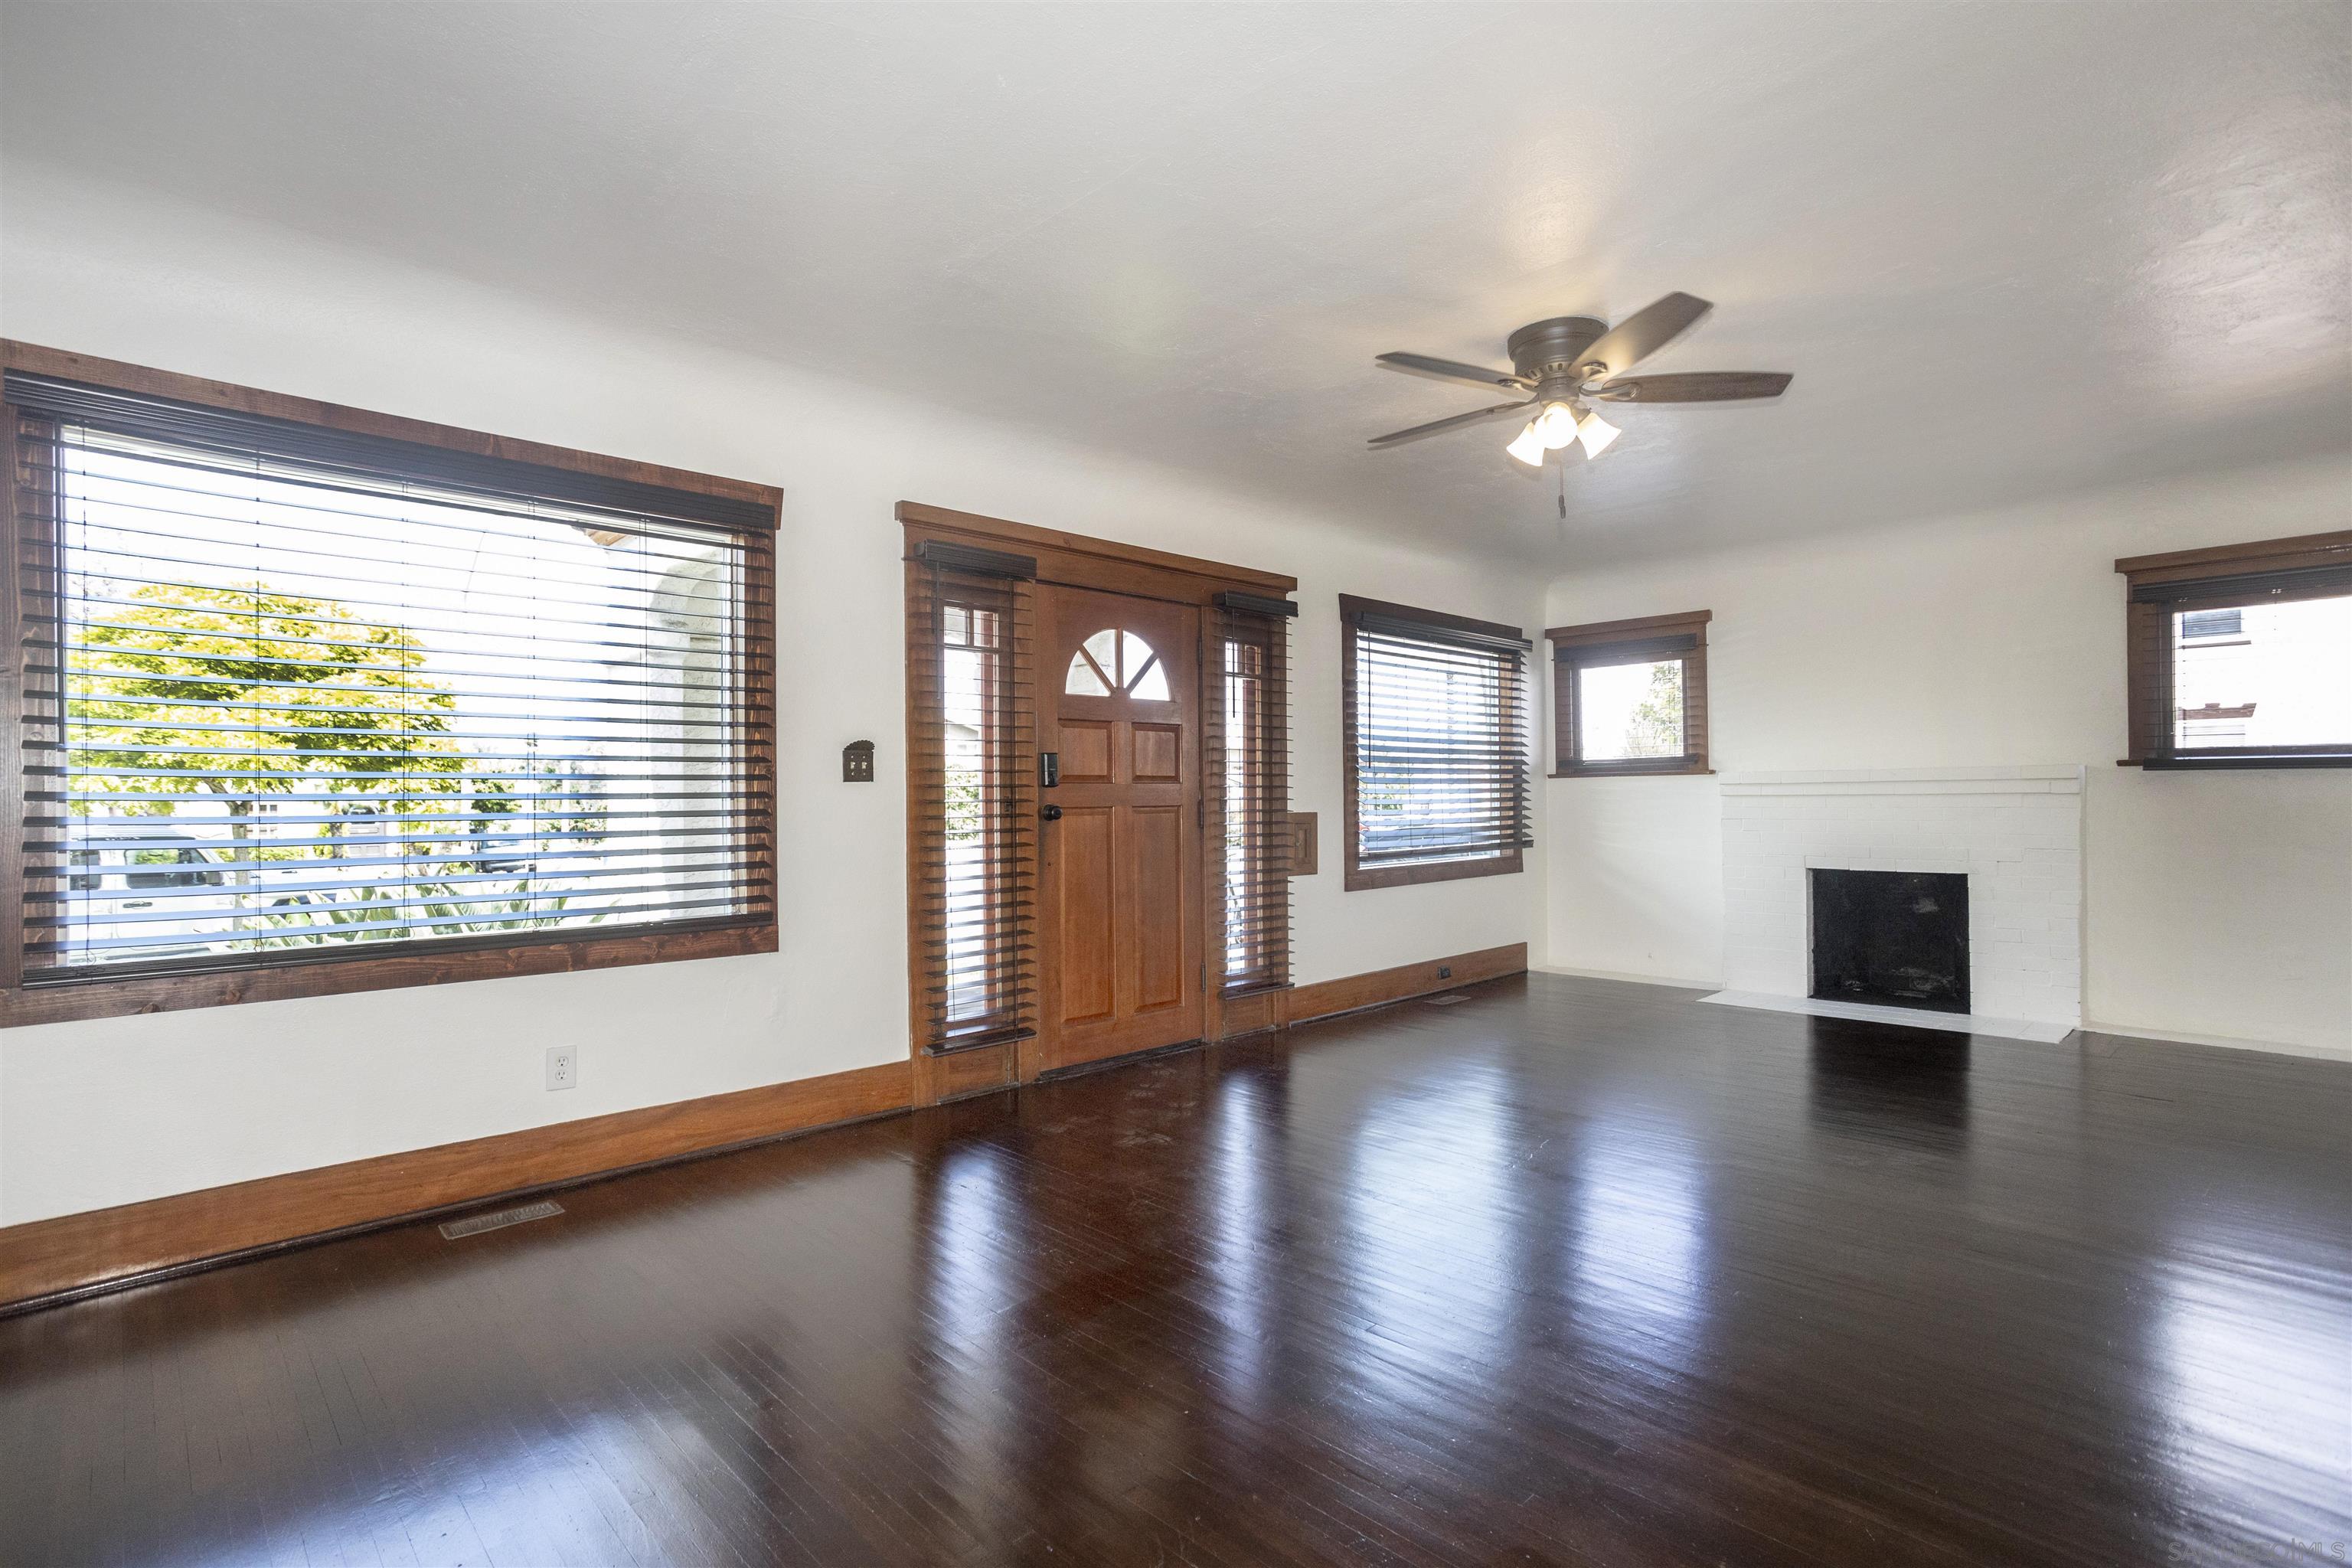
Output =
[
  {"x1": 923, "y1": 1026, "x2": 1037, "y2": 1057},
  {"x1": 0, "y1": 919, "x2": 779, "y2": 1029},
  {"x1": 1551, "y1": 763, "x2": 1715, "y2": 779},
  {"x1": 1344, "y1": 852, "x2": 1524, "y2": 892},
  {"x1": 2118, "y1": 754, "x2": 2352, "y2": 770}
]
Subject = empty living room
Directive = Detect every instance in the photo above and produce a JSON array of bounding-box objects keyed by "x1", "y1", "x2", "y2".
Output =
[{"x1": 0, "y1": 3, "x2": 2346, "y2": 1565}]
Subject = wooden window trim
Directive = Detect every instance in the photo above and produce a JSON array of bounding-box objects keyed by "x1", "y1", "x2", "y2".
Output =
[
  {"x1": 897, "y1": 505, "x2": 1295, "y2": 1099},
  {"x1": 2115, "y1": 531, "x2": 2352, "y2": 770},
  {"x1": 1547, "y1": 609, "x2": 1713, "y2": 778},
  {"x1": 0, "y1": 344, "x2": 780, "y2": 1027},
  {"x1": 1340, "y1": 594, "x2": 1529, "y2": 892},
  {"x1": 2112, "y1": 531, "x2": 2352, "y2": 588},
  {"x1": 895, "y1": 500, "x2": 1293, "y2": 604},
  {"x1": 4, "y1": 341, "x2": 781, "y2": 518}
]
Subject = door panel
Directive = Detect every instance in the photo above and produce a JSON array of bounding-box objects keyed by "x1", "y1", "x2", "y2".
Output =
[
  {"x1": 1035, "y1": 585, "x2": 1204, "y2": 1073},
  {"x1": 1132, "y1": 724, "x2": 1181, "y2": 782},
  {"x1": 1060, "y1": 721, "x2": 1115, "y2": 781},
  {"x1": 1056, "y1": 807, "x2": 1117, "y2": 1023},
  {"x1": 1130, "y1": 805, "x2": 1186, "y2": 1012}
]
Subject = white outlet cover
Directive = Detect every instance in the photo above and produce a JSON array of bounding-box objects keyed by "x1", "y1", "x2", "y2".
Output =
[{"x1": 545, "y1": 1045, "x2": 577, "y2": 1091}]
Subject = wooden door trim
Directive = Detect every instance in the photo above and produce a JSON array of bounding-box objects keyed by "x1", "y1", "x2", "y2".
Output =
[
  {"x1": 900, "y1": 508, "x2": 1292, "y2": 1099},
  {"x1": 898, "y1": 501, "x2": 1295, "y2": 604}
]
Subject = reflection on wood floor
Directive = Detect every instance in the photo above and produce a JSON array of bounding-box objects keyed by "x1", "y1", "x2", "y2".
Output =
[{"x1": 3, "y1": 972, "x2": 2347, "y2": 1566}]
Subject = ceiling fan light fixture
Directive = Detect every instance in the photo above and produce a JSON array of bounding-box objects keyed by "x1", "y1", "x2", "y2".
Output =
[
  {"x1": 1533, "y1": 400, "x2": 1583, "y2": 450},
  {"x1": 1504, "y1": 420, "x2": 1547, "y2": 467},
  {"x1": 1365, "y1": 296, "x2": 1790, "y2": 469}
]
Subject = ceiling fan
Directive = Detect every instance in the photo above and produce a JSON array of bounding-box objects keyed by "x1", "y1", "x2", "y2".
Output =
[{"x1": 1367, "y1": 293, "x2": 1790, "y2": 466}]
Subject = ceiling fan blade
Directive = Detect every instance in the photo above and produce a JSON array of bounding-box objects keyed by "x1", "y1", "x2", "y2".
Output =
[
  {"x1": 1573, "y1": 292, "x2": 1714, "y2": 380},
  {"x1": 1374, "y1": 352, "x2": 1534, "y2": 392},
  {"x1": 1367, "y1": 400, "x2": 1533, "y2": 448},
  {"x1": 1596, "y1": 371, "x2": 1792, "y2": 403}
]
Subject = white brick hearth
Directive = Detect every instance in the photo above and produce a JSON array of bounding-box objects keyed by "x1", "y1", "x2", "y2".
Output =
[{"x1": 1705, "y1": 766, "x2": 2085, "y2": 1042}]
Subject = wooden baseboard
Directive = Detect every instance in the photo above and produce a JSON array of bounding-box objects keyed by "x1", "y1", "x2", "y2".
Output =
[
  {"x1": 0, "y1": 942, "x2": 1530, "y2": 1316},
  {"x1": 0, "y1": 1059, "x2": 912, "y2": 1315},
  {"x1": 913, "y1": 1036, "x2": 1018, "y2": 1104},
  {"x1": 1284, "y1": 942, "x2": 1527, "y2": 1025}
]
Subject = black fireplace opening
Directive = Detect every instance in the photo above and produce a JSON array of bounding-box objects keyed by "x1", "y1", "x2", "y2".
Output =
[{"x1": 1809, "y1": 869, "x2": 1970, "y2": 1014}]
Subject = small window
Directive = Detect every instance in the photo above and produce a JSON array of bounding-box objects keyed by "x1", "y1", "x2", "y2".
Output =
[
  {"x1": 1064, "y1": 629, "x2": 1168, "y2": 700},
  {"x1": 2118, "y1": 533, "x2": 2352, "y2": 769},
  {"x1": 1340, "y1": 595, "x2": 1531, "y2": 890},
  {"x1": 1547, "y1": 611, "x2": 1712, "y2": 776},
  {"x1": 1063, "y1": 648, "x2": 1112, "y2": 696}
]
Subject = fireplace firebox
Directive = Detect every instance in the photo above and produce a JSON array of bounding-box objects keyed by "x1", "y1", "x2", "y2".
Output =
[{"x1": 1809, "y1": 869, "x2": 1969, "y2": 1014}]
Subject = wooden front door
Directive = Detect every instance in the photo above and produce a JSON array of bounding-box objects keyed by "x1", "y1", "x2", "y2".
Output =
[{"x1": 1034, "y1": 585, "x2": 1204, "y2": 1073}]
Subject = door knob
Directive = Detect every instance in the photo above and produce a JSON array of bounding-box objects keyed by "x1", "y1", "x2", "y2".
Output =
[{"x1": 1040, "y1": 804, "x2": 1064, "y2": 822}]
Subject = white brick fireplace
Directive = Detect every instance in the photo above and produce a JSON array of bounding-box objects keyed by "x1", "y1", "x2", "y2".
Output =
[{"x1": 1702, "y1": 766, "x2": 2086, "y2": 1043}]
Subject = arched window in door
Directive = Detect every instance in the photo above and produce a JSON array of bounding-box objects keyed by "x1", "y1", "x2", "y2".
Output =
[{"x1": 1065, "y1": 629, "x2": 1170, "y2": 700}]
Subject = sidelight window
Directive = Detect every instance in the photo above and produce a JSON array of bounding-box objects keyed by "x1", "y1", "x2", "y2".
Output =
[
  {"x1": 908, "y1": 539, "x2": 1037, "y2": 1049},
  {"x1": 1210, "y1": 593, "x2": 1292, "y2": 991}
]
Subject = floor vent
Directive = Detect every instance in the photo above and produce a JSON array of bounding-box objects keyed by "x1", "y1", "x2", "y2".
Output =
[
  {"x1": 1425, "y1": 994, "x2": 1467, "y2": 1006},
  {"x1": 439, "y1": 1199, "x2": 564, "y2": 1240}
]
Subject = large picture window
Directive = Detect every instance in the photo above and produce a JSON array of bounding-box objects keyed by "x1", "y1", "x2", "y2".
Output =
[
  {"x1": 1339, "y1": 594, "x2": 1530, "y2": 891},
  {"x1": 2, "y1": 348, "x2": 778, "y2": 1023},
  {"x1": 2116, "y1": 531, "x2": 2352, "y2": 769}
]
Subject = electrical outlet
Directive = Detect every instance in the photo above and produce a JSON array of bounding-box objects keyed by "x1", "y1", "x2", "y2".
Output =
[{"x1": 546, "y1": 1045, "x2": 577, "y2": 1092}]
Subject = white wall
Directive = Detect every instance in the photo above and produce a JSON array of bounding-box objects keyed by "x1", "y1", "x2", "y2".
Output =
[
  {"x1": 1542, "y1": 457, "x2": 2352, "y2": 1057},
  {"x1": 0, "y1": 169, "x2": 1546, "y2": 1225}
]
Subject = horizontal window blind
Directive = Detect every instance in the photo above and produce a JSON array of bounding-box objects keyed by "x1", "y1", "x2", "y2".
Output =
[
  {"x1": 907, "y1": 542, "x2": 1037, "y2": 1049},
  {"x1": 1555, "y1": 631, "x2": 1698, "y2": 668},
  {"x1": 7, "y1": 374, "x2": 774, "y2": 979},
  {"x1": 1210, "y1": 594, "x2": 1292, "y2": 994},
  {"x1": 2128, "y1": 564, "x2": 2352, "y2": 609},
  {"x1": 1347, "y1": 602, "x2": 1530, "y2": 869}
]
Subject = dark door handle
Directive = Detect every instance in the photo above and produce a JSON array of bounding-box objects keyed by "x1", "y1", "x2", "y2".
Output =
[{"x1": 1040, "y1": 804, "x2": 1064, "y2": 822}]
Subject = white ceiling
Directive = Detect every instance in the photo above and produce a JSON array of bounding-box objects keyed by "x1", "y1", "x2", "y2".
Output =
[{"x1": 4, "y1": 2, "x2": 2347, "y2": 566}]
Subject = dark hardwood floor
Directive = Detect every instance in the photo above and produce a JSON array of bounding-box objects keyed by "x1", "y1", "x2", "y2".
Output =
[{"x1": 3, "y1": 972, "x2": 2347, "y2": 1567}]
